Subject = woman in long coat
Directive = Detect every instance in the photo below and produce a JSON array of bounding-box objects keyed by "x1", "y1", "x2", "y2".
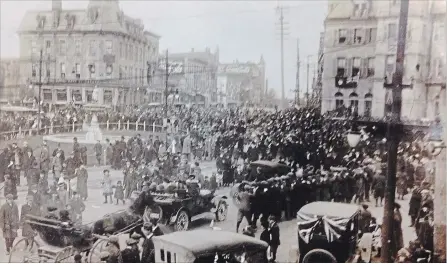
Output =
[
  {"x1": 20, "y1": 195, "x2": 38, "y2": 247},
  {"x1": 182, "y1": 135, "x2": 192, "y2": 160}
]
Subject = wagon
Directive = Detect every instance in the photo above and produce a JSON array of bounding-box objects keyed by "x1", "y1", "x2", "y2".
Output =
[
  {"x1": 8, "y1": 212, "x2": 143, "y2": 263},
  {"x1": 152, "y1": 230, "x2": 268, "y2": 262},
  {"x1": 295, "y1": 202, "x2": 374, "y2": 263}
]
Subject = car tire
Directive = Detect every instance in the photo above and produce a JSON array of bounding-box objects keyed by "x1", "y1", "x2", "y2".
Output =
[
  {"x1": 215, "y1": 201, "x2": 228, "y2": 221},
  {"x1": 302, "y1": 249, "x2": 337, "y2": 263},
  {"x1": 175, "y1": 210, "x2": 190, "y2": 231}
]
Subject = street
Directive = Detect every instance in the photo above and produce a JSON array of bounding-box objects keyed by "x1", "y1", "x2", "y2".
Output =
[{"x1": 0, "y1": 161, "x2": 417, "y2": 263}]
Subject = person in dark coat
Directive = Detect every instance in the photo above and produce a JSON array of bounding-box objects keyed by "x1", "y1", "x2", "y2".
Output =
[
  {"x1": 358, "y1": 204, "x2": 372, "y2": 235},
  {"x1": 121, "y1": 236, "x2": 140, "y2": 263},
  {"x1": 0, "y1": 194, "x2": 20, "y2": 254},
  {"x1": 372, "y1": 171, "x2": 386, "y2": 207},
  {"x1": 114, "y1": 181, "x2": 125, "y2": 205},
  {"x1": 4, "y1": 174, "x2": 18, "y2": 200},
  {"x1": 20, "y1": 195, "x2": 38, "y2": 248},
  {"x1": 236, "y1": 184, "x2": 253, "y2": 233},
  {"x1": 409, "y1": 187, "x2": 422, "y2": 227},
  {"x1": 392, "y1": 203, "x2": 404, "y2": 260},
  {"x1": 268, "y1": 215, "x2": 280, "y2": 262},
  {"x1": 94, "y1": 141, "x2": 103, "y2": 166},
  {"x1": 259, "y1": 220, "x2": 270, "y2": 245}
]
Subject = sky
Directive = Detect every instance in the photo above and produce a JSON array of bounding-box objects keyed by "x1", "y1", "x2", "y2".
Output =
[{"x1": 0, "y1": 0, "x2": 327, "y2": 100}]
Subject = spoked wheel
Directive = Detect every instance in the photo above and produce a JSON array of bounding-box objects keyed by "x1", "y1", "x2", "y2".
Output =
[
  {"x1": 9, "y1": 237, "x2": 40, "y2": 263},
  {"x1": 55, "y1": 246, "x2": 76, "y2": 263},
  {"x1": 87, "y1": 239, "x2": 109, "y2": 263},
  {"x1": 215, "y1": 201, "x2": 228, "y2": 222},
  {"x1": 175, "y1": 210, "x2": 190, "y2": 231}
]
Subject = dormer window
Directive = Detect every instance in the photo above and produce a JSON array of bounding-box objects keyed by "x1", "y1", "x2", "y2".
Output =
[{"x1": 353, "y1": 0, "x2": 368, "y2": 18}]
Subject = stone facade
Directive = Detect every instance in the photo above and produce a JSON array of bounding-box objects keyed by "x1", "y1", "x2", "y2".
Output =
[
  {"x1": 322, "y1": 0, "x2": 446, "y2": 121},
  {"x1": 16, "y1": 0, "x2": 160, "y2": 109},
  {"x1": 217, "y1": 57, "x2": 266, "y2": 106},
  {"x1": 156, "y1": 48, "x2": 219, "y2": 106}
]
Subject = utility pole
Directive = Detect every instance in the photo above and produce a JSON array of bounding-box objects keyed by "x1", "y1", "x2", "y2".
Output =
[
  {"x1": 164, "y1": 49, "x2": 169, "y2": 117},
  {"x1": 306, "y1": 55, "x2": 310, "y2": 107},
  {"x1": 380, "y1": 0, "x2": 409, "y2": 262},
  {"x1": 295, "y1": 38, "x2": 300, "y2": 106},
  {"x1": 37, "y1": 49, "x2": 43, "y2": 135},
  {"x1": 276, "y1": 5, "x2": 288, "y2": 109}
]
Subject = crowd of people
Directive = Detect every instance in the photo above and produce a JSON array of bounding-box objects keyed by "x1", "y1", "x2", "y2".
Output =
[{"x1": 0, "y1": 105, "x2": 438, "y2": 262}]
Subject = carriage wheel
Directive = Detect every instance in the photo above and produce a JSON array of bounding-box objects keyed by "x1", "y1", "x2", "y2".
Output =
[
  {"x1": 8, "y1": 237, "x2": 40, "y2": 263},
  {"x1": 55, "y1": 246, "x2": 76, "y2": 263},
  {"x1": 175, "y1": 210, "x2": 190, "y2": 231},
  {"x1": 87, "y1": 239, "x2": 109, "y2": 263},
  {"x1": 215, "y1": 201, "x2": 228, "y2": 222}
]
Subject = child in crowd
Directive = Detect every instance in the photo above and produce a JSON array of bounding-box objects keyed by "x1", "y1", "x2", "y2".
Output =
[
  {"x1": 101, "y1": 169, "x2": 113, "y2": 204},
  {"x1": 114, "y1": 181, "x2": 125, "y2": 205}
]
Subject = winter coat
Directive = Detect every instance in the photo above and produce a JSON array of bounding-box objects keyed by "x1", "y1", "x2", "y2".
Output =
[
  {"x1": 76, "y1": 168, "x2": 89, "y2": 199},
  {"x1": 101, "y1": 176, "x2": 113, "y2": 195},
  {"x1": 182, "y1": 136, "x2": 192, "y2": 154},
  {"x1": 114, "y1": 185, "x2": 125, "y2": 200},
  {"x1": 20, "y1": 204, "x2": 37, "y2": 237},
  {"x1": 0, "y1": 202, "x2": 20, "y2": 239},
  {"x1": 40, "y1": 146, "x2": 51, "y2": 172}
]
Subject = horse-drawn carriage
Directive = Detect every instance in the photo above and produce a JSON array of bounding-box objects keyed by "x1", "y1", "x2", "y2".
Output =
[{"x1": 8, "y1": 189, "x2": 160, "y2": 263}]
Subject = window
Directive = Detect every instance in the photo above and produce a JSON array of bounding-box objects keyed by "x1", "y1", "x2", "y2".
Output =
[
  {"x1": 130, "y1": 45, "x2": 133, "y2": 60},
  {"x1": 106, "y1": 64, "x2": 113, "y2": 77},
  {"x1": 365, "y1": 28, "x2": 377, "y2": 43},
  {"x1": 337, "y1": 58, "x2": 347, "y2": 76},
  {"x1": 385, "y1": 55, "x2": 395, "y2": 77},
  {"x1": 367, "y1": 57, "x2": 375, "y2": 77},
  {"x1": 106, "y1": 40, "x2": 113, "y2": 54},
  {"x1": 364, "y1": 93, "x2": 373, "y2": 117},
  {"x1": 352, "y1": 57, "x2": 361, "y2": 77},
  {"x1": 46, "y1": 40, "x2": 51, "y2": 54},
  {"x1": 56, "y1": 89, "x2": 67, "y2": 101},
  {"x1": 167, "y1": 251, "x2": 171, "y2": 263},
  {"x1": 89, "y1": 40, "x2": 96, "y2": 56},
  {"x1": 338, "y1": 29, "x2": 347, "y2": 44},
  {"x1": 435, "y1": 23, "x2": 445, "y2": 41},
  {"x1": 104, "y1": 90, "x2": 113, "y2": 104},
  {"x1": 436, "y1": 59, "x2": 444, "y2": 77},
  {"x1": 89, "y1": 64, "x2": 96, "y2": 78},
  {"x1": 349, "y1": 93, "x2": 359, "y2": 110},
  {"x1": 72, "y1": 89, "x2": 82, "y2": 101},
  {"x1": 353, "y1": 4, "x2": 361, "y2": 17},
  {"x1": 32, "y1": 64, "x2": 37, "y2": 77},
  {"x1": 59, "y1": 40, "x2": 66, "y2": 55},
  {"x1": 86, "y1": 90, "x2": 93, "y2": 102},
  {"x1": 46, "y1": 65, "x2": 51, "y2": 78},
  {"x1": 434, "y1": 96, "x2": 440, "y2": 117},
  {"x1": 31, "y1": 40, "x2": 37, "y2": 55},
  {"x1": 60, "y1": 63, "x2": 66, "y2": 78},
  {"x1": 120, "y1": 42, "x2": 123, "y2": 57},
  {"x1": 43, "y1": 89, "x2": 52, "y2": 101},
  {"x1": 388, "y1": 23, "x2": 397, "y2": 40},
  {"x1": 335, "y1": 92, "x2": 344, "y2": 109},
  {"x1": 360, "y1": 3, "x2": 368, "y2": 16},
  {"x1": 75, "y1": 40, "x2": 81, "y2": 54},
  {"x1": 75, "y1": 63, "x2": 81, "y2": 79},
  {"x1": 119, "y1": 66, "x2": 123, "y2": 80},
  {"x1": 126, "y1": 44, "x2": 130, "y2": 59},
  {"x1": 353, "y1": 29, "x2": 363, "y2": 44}
]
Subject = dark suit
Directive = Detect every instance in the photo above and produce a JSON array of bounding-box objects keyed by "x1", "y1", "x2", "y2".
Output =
[{"x1": 269, "y1": 223, "x2": 280, "y2": 261}]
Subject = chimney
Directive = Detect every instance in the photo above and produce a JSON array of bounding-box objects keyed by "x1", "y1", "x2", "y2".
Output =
[{"x1": 52, "y1": 0, "x2": 62, "y2": 10}]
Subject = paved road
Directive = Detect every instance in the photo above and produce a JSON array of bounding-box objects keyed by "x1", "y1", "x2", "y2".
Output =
[{"x1": 0, "y1": 161, "x2": 417, "y2": 262}]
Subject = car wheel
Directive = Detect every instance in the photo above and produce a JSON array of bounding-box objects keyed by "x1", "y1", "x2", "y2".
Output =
[
  {"x1": 175, "y1": 210, "x2": 190, "y2": 231},
  {"x1": 302, "y1": 249, "x2": 337, "y2": 263},
  {"x1": 215, "y1": 201, "x2": 228, "y2": 221}
]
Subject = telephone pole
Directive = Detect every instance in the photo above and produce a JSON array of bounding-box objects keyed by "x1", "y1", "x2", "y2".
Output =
[
  {"x1": 276, "y1": 5, "x2": 288, "y2": 109},
  {"x1": 380, "y1": 0, "x2": 409, "y2": 262},
  {"x1": 164, "y1": 49, "x2": 169, "y2": 117},
  {"x1": 37, "y1": 49, "x2": 43, "y2": 135},
  {"x1": 295, "y1": 39, "x2": 300, "y2": 106},
  {"x1": 306, "y1": 55, "x2": 311, "y2": 107}
]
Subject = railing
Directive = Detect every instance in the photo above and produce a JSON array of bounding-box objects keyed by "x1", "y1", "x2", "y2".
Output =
[{"x1": 0, "y1": 120, "x2": 176, "y2": 142}]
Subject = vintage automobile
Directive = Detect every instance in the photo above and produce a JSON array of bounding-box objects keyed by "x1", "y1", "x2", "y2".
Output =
[
  {"x1": 152, "y1": 230, "x2": 268, "y2": 263},
  {"x1": 247, "y1": 160, "x2": 291, "y2": 181},
  {"x1": 294, "y1": 201, "x2": 374, "y2": 263},
  {"x1": 132, "y1": 188, "x2": 228, "y2": 232}
]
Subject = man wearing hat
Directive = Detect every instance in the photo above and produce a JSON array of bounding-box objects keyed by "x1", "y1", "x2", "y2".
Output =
[
  {"x1": 3, "y1": 174, "x2": 17, "y2": 200},
  {"x1": 68, "y1": 191, "x2": 85, "y2": 225},
  {"x1": 20, "y1": 195, "x2": 38, "y2": 248},
  {"x1": 40, "y1": 140, "x2": 51, "y2": 183},
  {"x1": 0, "y1": 194, "x2": 19, "y2": 254},
  {"x1": 121, "y1": 233, "x2": 141, "y2": 263},
  {"x1": 106, "y1": 235, "x2": 122, "y2": 263},
  {"x1": 235, "y1": 183, "x2": 253, "y2": 233}
]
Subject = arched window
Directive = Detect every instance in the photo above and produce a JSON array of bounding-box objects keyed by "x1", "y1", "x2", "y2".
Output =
[
  {"x1": 364, "y1": 93, "x2": 373, "y2": 117},
  {"x1": 335, "y1": 92, "x2": 344, "y2": 109},
  {"x1": 349, "y1": 92, "x2": 359, "y2": 111}
]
